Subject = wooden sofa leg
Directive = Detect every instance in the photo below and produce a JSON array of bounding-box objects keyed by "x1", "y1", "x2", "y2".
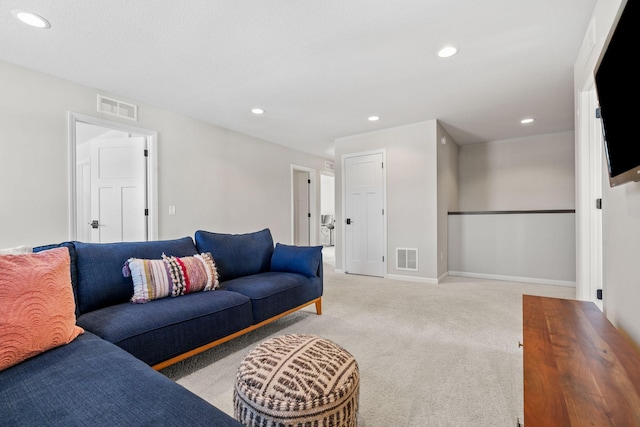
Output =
[{"x1": 315, "y1": 298, "x2": 322, "y2": 315}]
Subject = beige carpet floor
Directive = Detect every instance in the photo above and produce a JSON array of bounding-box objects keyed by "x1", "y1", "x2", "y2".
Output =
[{"x1": 161, "y1": 255, "x2": 575, "y2": 426}]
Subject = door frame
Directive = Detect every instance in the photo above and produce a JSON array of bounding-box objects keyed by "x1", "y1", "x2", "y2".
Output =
[
  {"x1": 68, "y1": 112, "x2": 158, "y2": 241},
  {"x1": 575, "y1": 80, "x2": 603, "y2": 309},
  {"x1": 341, "y1": 149, "x2": 387, "y2": 276},
  {"x1": 290, "y1": 164, "x2": 317, "y2": 246}
]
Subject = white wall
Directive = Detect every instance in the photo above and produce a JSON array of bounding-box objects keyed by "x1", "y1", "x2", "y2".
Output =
[
  {"x1": 452, "y1": 131, "x2": 576, "y2": 285},
  {"x1": 449, "y1": 213, "x2": 576, "y2": 285},
  {"x1": 0, "y1": 60, "x2": 326, "y2": 248},
  {"x1": 334, "y1": 120, "x2": 440, "y2": 281},
  {"x1": 575, "y1": 0, "x2": 640, "y2": 345},
  {"x1": 458, "y1": 132, "x2": 576, "y2": 211},
  {"x1": 437, "y1": 125, "x2": 459, "y2": 279},
  {"x1": 333, "y1": 120, "x2": 576, "y2": 284}
]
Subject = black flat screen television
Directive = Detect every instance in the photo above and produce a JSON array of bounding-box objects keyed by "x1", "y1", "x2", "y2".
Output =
[{"x1": 594, "y1": 0, "x2": 639, "y2": 187}]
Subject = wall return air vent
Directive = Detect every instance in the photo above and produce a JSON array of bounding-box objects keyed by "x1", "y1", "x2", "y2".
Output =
[
  {"x1": 97, "y1": 95, "x2": 138, "y2": 121},
  {"x1": 396, "y1": 248, "x2": 418, "y2": 271}
]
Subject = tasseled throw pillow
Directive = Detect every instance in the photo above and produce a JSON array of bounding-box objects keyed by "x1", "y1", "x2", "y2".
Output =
[{"x1": 123, "y1": 253, "x2": 219, "y2": 303}]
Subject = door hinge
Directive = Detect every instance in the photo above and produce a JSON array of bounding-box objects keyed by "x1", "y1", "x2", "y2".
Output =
[
  {"x1": 597, "y1": 289, "x2": 603, "y2": 300},
  {"x1": 596, "y1": 198, "x2": 602, "y2": 209},
  {"x1": 307, "y1": 179, "x2": 311, "y2": 184},
  {"x1": 308, "y1": 213, "x2": 311, "y2": 218},
  {"x1": 144, "y1": 209, "x2": 149, "y2": 216},
  {"x1": 382, "y1": 256, "x2": 385, "y2": 262},
  {"x1": 381, "y1": 162, "x2": 384, "y2": 168},
  {"x1": 382, "y1": 209, "x2": 384, "y2": 215},
  {"x1": 595, "y1": 107, "x2": 601, "y2": 119},
  {"x1": 144, "y1": 149, "x2": 148, "y2": 157}
]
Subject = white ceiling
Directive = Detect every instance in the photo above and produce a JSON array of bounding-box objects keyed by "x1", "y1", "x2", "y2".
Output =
[{"x1": 0, "y1": 0, "x2": 598, "y2": 159}]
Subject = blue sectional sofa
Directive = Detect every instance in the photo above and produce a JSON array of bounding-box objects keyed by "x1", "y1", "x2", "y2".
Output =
[{"x1": 0, "y1": 228, "x2": 323, "y2": 425}]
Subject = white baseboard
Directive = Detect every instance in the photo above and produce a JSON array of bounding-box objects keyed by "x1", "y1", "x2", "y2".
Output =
[
  {"x1": 448, "y1": 271, "x2": 576, "y2": 287},
  {"x1": 385, "y1": 274, "x2": 438, "y2": 284},
  {"x1": 334, "y1": 270, "x2": 447, "y2": 285}
]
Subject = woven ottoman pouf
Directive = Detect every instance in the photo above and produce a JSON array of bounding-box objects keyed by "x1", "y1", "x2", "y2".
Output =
[{"x1": 233, "y1": 334, "x2": 360, "y2": 427}]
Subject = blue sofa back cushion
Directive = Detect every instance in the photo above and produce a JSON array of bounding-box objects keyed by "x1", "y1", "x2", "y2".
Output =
[
  {"x1": 33, "y1": 242, "x2": 79, "y2": 316},
  {"x1": 74, "y1": 237, "x2": 198, "y2": 314},
  {"x1": 271, "y1": 243, "x2": 323, "y2": 278},
  {"x1": 195, "y1": 228, "x2": 274, "y2": 282}
]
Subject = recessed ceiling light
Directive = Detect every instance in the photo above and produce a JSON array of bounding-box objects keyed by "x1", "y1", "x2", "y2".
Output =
[
  {"x1": 521, "y1": 118, "x2": 535, "y2": 124},
  {"x1": 438, "y1": 46, "x2": 457, "y2": 58},
  {"x1": 251, "y1": 108, "x2": 265, "y2": 115},
  {"x1": 368, "y1": 116, "x2": 380, "y2": 122},
  {"x1": 12, "y1": 10, "x2": 51, "y2": 29}
]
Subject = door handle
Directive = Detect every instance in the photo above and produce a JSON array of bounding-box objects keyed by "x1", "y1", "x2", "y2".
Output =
[{"x1": 89, "y1": 220, "x2": 99, "y2": 229}]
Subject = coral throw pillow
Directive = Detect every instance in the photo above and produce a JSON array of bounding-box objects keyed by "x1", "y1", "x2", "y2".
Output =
[{"x1": 0, "y1": 247, "x2": 84, "y2": 371}]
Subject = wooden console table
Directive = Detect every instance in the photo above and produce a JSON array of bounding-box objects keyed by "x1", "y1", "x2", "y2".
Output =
[{"x1": 522, "y1": 295, "x2": 640, "y2": 426}]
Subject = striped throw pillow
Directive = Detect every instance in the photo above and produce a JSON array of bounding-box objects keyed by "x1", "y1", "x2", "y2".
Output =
[{"x1": 124, "y1": 252, "x2": 219, "y2": 303}]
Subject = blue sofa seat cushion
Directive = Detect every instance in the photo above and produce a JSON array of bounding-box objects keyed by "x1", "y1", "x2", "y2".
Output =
[
  {"x1": 194, "y1": 229, "x2": 274, "y2": 282},
  {"x1": 76, "y1": 290, "x2": 253, "y2": 366},
  {"x1": 0, "y1": 332, "x2": 242, "y2": 426},
  {"x1": 74, "y1": 237, "x2": 198, "y2": 314},
  {"x1": 222, "y1": 272, "x2": 322, "y2": 323},
  {"x1": 271, "y1": 243, "x2": 323, "y2": 277}
]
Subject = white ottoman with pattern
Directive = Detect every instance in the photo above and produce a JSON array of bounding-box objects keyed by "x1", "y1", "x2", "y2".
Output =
[{"x1": 233, "y1": 334, "x2": 360, "y2": 427}]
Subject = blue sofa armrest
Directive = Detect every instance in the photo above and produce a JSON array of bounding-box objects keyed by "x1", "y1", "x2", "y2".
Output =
[{"x1": 270, "y1": 243, "x2": 323, "y2": 278}]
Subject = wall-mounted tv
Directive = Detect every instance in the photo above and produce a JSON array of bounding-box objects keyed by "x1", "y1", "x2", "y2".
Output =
[{"x1": 594, "y1": 0, "x2": 639, "y2": 187}]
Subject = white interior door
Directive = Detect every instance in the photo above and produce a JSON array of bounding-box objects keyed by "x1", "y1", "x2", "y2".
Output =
[
  {"x1": 90, "y1": 137, "x2": 147, "y2": 243},
  {"x1": 344, "y1": 152, "x2": 385, "y2": 276},
  {"x1": 294, "y1": 170, "x2": 310, "y2": 246}
]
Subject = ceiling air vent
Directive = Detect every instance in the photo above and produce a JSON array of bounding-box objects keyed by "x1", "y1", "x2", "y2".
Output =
[
  {"x1": 97, "y1": 95, "x2": 138, "y2": 121},
  {"x1": 325, "y1": 161, "x2": 335, "y2": 171},
  {"x1": 396, "y1": 248, "x2": 418, "y2": 271}
]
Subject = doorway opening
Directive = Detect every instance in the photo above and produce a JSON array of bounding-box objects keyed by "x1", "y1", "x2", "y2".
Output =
[
  {"x1": 320, "y1": 173, "x2": 335, "y2": 267},
  {"x1": 320, "y1": 174, "x2": 335, "y2": 246},
  {"x1": 68, "y1": 112, "x2": 158, "y2": 242},
  {"x1": 290, "y1": 165, "x2": 317, "y2": 246}
]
